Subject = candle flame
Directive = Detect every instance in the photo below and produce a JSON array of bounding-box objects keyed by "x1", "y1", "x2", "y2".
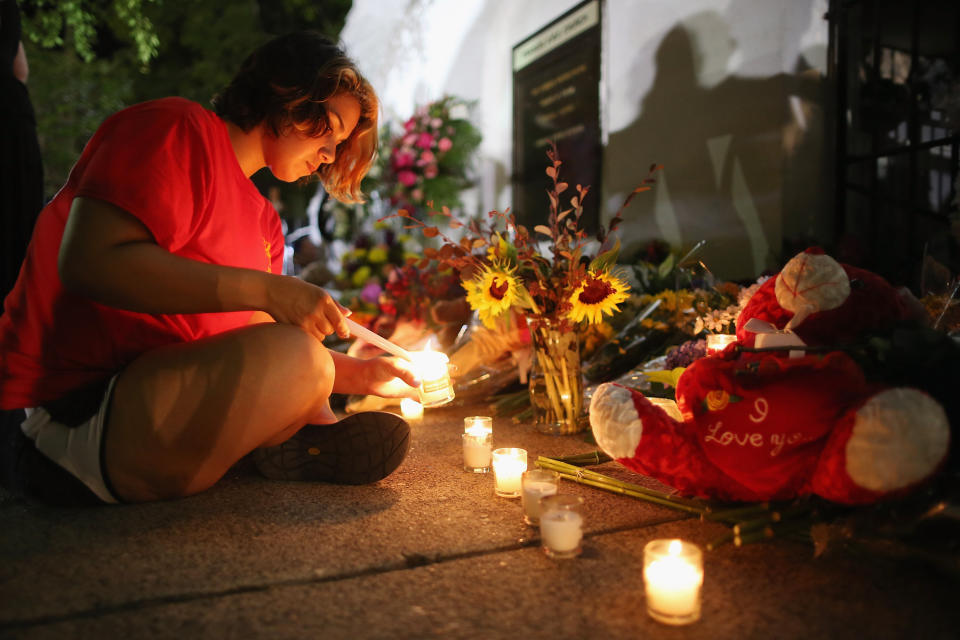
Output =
[{"x1": 668, "y1": 539, "x2": 682, "y2": 555}]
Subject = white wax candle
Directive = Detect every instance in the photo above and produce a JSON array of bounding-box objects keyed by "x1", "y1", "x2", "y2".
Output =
[
  {"x1": 494, "y1": 459, "x2": 524, "y2": 494},
  {"x1": 492, "y1": 448, "x2": 527, "y2": 497},
  {"x1": 462, "y1": 433, "x2": 491, "y2": 469},
  {"x1": 644, "y1": 540, "x2": 704, "y2": 624},
  {"x1": 540, "y1": 510, "x2": 583, "y2": 552},
  {"x1": 400, "y1": 398, "x2": 423, "y2": 420},
  {"x1": 705, "y1": 333, "x2": 737, "y2": 353},
  {"x1": 412, "y1": 350, "x2": 454, "y2": 407},
  {"x1": 521, "y1": 481, "x2": 558, "y2": 522},
  {"x1": 464, "y1": 416, "x2": 492, "y2": 435}
]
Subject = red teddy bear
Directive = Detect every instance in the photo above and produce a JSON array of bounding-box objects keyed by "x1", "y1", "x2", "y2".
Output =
[{"x1": 588, "y1": 249, "x2": 951, "y2": 504}]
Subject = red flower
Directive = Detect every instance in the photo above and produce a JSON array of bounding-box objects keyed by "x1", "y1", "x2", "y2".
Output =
[{"x1": 392, "y1": 149, "x2": 415, "y2": 169}]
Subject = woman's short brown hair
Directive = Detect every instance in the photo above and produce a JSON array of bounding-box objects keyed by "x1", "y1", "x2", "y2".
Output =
[{"x1": 212, "y1": 31, "x2": 379, "y2": 203}]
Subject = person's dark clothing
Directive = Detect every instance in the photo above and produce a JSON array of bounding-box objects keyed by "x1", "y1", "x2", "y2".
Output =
[{"x1": 1, "y1": 0, "x2": 44, "y2": 314}]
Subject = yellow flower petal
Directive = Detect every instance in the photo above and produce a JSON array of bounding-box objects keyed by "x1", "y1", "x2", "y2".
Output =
[{"x1": 567, "y1": 269, "x2": 630, "y2": 324}]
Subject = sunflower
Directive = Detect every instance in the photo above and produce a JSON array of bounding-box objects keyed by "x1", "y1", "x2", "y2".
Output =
[
  {"x1": 567, "y1": 269, "x2": 630, "y2": 324},
  {"x1": 464, "y1": 262, "x2": 527, "y2": 328}
]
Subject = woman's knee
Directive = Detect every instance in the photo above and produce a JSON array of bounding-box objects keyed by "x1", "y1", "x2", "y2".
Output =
[{"x1": 263, "y1": 325, "x2": 335, "y2": 410}]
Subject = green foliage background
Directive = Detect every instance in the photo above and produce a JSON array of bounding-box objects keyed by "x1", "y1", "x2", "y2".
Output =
[{"x1": 20, "y1": 0, "x2": 352, "y2": 220}]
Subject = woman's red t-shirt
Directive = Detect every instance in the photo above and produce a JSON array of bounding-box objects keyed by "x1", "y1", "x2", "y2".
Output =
[{"x1": 0, "y1": 97, "x2": 284, "y2": 408}]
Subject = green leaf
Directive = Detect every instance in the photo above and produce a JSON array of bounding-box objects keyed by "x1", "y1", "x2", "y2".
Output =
[
  {"x1": 657, "y1": 253, "x2": 676, "y2": 279},
  {"x1": 590, "y1": 238, "x2": 621, "y2": 271},
  {"x1": 644, "y1": 367, "x2": 685, "y2": 389}
]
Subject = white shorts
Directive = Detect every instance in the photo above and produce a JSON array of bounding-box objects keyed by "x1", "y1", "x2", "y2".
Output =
[{"x1": 20, "y1": 375, "x2": 120, "y2": 504}]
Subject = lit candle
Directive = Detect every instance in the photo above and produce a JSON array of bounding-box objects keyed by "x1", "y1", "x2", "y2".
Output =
[
  {"x1": 521, "y1": 469, "x2": 559, "y2": 525},
  {"x1": 464, "y1": 416, "x2": 492, "y2": 435},
  {"x1": 491, "y1": 447, "x2": 527, "y2": 497},
  {"x1": 411, "y1": 349, "x2": 455, "y2": 407},
  {"x1": 539, "y1": 494, "x2": 584, "y2": 559},
  {"x1": 462, "y1": 417, "x2": 493, "y2": 473},
  {"x1": 400, "y1": 398, "x2": 424, "y2": 421},
  {"x1": 705, "y1": 333, "x2": 737, "y2": 354},
  {"x1": 643, "y1": 539, "x2": 704, "y2": 625}
]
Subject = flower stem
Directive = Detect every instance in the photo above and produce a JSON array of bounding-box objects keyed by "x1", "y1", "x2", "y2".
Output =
[{"x1": 535, "y1": 456, "x2": 708, "y2": 515}]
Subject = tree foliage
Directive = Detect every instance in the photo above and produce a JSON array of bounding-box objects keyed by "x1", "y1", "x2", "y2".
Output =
[
  {"x1": 21, "y1": 0, "x2": 161, "y2": 66},
  {"x1": 20, "y1": 0, "x2": 353, "y2": 200}
]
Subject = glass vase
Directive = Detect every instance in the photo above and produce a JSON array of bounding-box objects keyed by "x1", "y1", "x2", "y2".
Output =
[{"x1": 527, "y1": 319, "x2": 587, "y2": 434}]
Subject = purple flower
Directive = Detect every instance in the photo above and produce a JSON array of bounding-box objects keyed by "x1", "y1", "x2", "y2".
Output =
[
  {"x1": 397, "y1": 170, "x2": 417, "y2": 187},
  {"x1": 415, "y1": 132, "x2": 435, "y2": 149},
  {"x1": 360, "y1": 281, "x2": 382, "y2": 304}
]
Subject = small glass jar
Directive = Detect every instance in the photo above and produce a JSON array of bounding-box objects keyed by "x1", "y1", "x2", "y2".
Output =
[
  {"x1": 491, "y1": 448, "x2": 527, "y2": 497},
  {"x1": 643, "y1": 539, "x2": 704, "y2": 625},
  {"x1": 521, "y1": 469, "x2": 560, "y2": 525},
  {"x1": 539, "y1": 494, "x2": 584, "y2": 559}
]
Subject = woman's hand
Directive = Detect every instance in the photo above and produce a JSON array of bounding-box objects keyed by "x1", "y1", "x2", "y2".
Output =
[
  {"x1": 330, "y1": 352, "x2": 421, "y2": 400},
  {"x1": 265, "y1": 275, "x2": 351, "y2": 342}
]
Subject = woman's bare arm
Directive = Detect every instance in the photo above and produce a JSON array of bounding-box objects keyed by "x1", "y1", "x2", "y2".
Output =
[{"x1": 59, "y1": 196, "x2": 350, "y2": 341}]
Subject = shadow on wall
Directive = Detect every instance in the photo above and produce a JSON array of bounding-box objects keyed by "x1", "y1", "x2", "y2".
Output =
[{"x1": 605, "y1": 12, "x2": 827, "y2": 282}]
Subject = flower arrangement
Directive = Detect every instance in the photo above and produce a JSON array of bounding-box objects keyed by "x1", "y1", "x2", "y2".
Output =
[
  {"x1": 382, "y1": 96, "x2": 482, "y2": 214},
  {"x1": 383, "y1": 143, "x2": 659, "y2": 433},
  {"x1": 383, "y1": 142, "x2": 658, "y2": 333}
]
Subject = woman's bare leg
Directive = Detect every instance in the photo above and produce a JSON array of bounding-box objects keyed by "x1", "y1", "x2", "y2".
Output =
[{"x1": 104, "y1": 323, "x2": 333, "y2": 502}]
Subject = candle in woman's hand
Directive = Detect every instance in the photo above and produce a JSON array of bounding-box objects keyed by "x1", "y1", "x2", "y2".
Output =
[
  {"x1": 411, "y1": 349, "x2": 454, "y2": 407},
  {"x1": 643, "y1": 539, "x2": 704, "y2": 625}
]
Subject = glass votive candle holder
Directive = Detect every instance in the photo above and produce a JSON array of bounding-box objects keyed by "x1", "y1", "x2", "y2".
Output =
[
  {"x1": 412, "y1": 350, "x2": 455, "y2": 408},
  {"x1": 521, "y1": 468, "x2": 560, "y2": 525},
  {"x1": 464, "y1": 416, "x2": 492, "y2": 434},
  {"x1": 462, "y1": 417, "x2": 493, "y2": 474},
  {"x1": 643, "y1": 539, "x2": 704, "y2": 626},
  {"x1": 705, "y1": 333, "x2": 737, "y2": 354},
  {"x1": 491, "y1": 447, "x2": 527, "y2": 497},
  {"x1": 539, "y1": 494, "x2": 584, "y2": 559},
  {"x1": 400, "y1": 398, "x2": 424, "y2": 421}
]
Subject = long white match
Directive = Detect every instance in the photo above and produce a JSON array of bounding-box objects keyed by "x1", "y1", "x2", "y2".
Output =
[{"x1": 344, "y1": 317, "x2": 414, "y2": 361}]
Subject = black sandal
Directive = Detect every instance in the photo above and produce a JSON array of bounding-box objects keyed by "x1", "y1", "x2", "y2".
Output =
[{"x1": 253, "y1": 411, "x2": 411, "y2": 485}]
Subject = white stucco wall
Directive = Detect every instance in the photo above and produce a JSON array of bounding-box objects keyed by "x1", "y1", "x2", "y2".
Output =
[{"x1": 341, "y1": 0, "x2": 830, "y2": 281}]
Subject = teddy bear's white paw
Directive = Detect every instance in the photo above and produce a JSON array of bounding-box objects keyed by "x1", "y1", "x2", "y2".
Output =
[
  {"x1": 845, "y1": 388, "x2": 950, "y2": 492},
  {"x1": 589, "y1": 383, "x2": 645, "y2": 459}
]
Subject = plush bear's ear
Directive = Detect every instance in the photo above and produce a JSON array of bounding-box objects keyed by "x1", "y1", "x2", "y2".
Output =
[
  {"x1": 812, "y1": 388, "x2": 951, "y2": 504},
  {"x1": 738, "y1": 247, "x2": 912, "y2": 348},
  {"x1": 590, "y1": 383, "x2": 646, "y2": 460},
  {"x1": 774, "y1": 249, "x2": 850, "y2": 329}
]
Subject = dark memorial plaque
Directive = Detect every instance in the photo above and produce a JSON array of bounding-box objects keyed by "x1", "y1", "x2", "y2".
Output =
[{"x1": 512, "y1": 0, "x2": 601, "y2": 233}]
